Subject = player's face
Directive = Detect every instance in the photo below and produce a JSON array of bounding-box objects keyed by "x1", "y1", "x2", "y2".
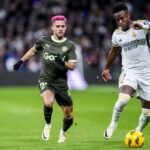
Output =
[
  {"x1": 51, "y1": 20, "x2": 66, "y2": 39},
  {"x1": 114, "y1": 10, "x2": 130, "y2": 31}
]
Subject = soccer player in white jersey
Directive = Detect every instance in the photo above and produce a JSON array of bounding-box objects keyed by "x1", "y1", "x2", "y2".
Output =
[{"x1": 102, "y1": 2, "x2": 150, "y2": 139}]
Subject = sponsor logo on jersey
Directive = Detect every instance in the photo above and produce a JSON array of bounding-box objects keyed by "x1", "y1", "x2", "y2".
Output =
[
  {"x1": 44, "y1": 52, "x2": 57, "y2": 60},
  {"x1": 44, "y1": 52, "x2": 65, "y2": 61},
  {"x1": 123, "y1": 39, "x2": 146, "y2": 52}
]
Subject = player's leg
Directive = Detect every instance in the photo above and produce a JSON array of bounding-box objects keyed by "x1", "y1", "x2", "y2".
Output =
[
  {"x1": 104, "y1": 71, "x2": 137, "y2": 139},
  {"x1": 61, "y1": 106, "x2": 73, "y2": 132},
  {"x1": 136, "y1": 100, "x2": 150, "y2": 131},
  {"x1": 104, "y1": 85, "x2": 135, "y2": 139},
  {"x1": 135, "y1": 76, "x2": 150, "y2": 132},
  {"x1": 55, "y1": 92, "x2": 73, "y2": 143},
  {"x1": 41, "y1": 90, "x2": 55, "y2": 141},
  {"x1": 58, "y1": 105, "x2": 73, "y2": 143}
]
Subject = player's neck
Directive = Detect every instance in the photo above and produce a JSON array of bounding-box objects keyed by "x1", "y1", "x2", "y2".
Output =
[
  {"x1": 51, "y1": 35, "x2": 66, "y2": 43},
  {"x1": 127, "y1": 20, "x2": 133, "y2": 30},
  {"x1": 129, "y1": 20, "x2": 133, "y2": 26},
  {"x1": 122, "y1": 20, "x2": 133, "y2": 31}
]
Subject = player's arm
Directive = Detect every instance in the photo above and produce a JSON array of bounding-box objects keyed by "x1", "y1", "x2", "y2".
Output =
[
  {"x1": 21, "y1": 47, "x2": 36, "y2": 62},
  {"x1": 55, "y1": 43, "x2": 77, "y2": 70},
  {"x1": 14, "y1": 37, "x2": 43, "y2": 70},
  {"x1": 65, "y1": 43, "x2": 77, "y2": 70},
  {"x1": 64, "y1": 61, "x2": 76, "y2": 70},
  {"x1": 13, "y1": 47, "x2": 36, "y2": 70},
  {"x1": 102, "y1": 46, "x2": 120, "y2": 81},
  {"x1": 104, "y1": 46, "x2": 119, "y2": 70},
  {"x1": 132, "y1": 20, "x2": 150, "y2": 30},
  {"x1": 55, "y1": 54, "x2": 77, "y2": 70}
]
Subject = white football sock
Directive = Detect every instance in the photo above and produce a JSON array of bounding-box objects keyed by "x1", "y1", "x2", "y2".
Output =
[
  {"x1": 136, "y1": 109, "x2": 150, "y2": 131},
  {"x1": 109, "y1": 99, "x2": 128, "y2": 127}
]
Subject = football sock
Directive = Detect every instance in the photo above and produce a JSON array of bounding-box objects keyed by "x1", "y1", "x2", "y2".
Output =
[
  {"x1": 62, "y1": 118, "x2": 73, "y2": 132},
  {"x1": 110, "y1": 99, "x2": 128, "y2": 127},
  {"x1": 136, "y1": 112, "x2": 150, "y2": 131},
  {"x1": 44, "y1": 105, "x2": 53, "y2": 124}
]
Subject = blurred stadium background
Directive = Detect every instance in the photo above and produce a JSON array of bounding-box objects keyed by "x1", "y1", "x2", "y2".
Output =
[
  {"x1": 0, "y1": 0, "x2": 149, "y2": 86},
  {"x1": 0, "y1": 0, "x2": 150, "y2": 150}
]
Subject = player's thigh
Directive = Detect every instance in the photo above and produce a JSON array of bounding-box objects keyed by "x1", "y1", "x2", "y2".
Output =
[
  {"x1": 55, "y1": 90, "x2": 73, "y2": 107},
  {"x1": 120, "y1": 85, "x2": 135, "y2": 96},
  {"x1": 140, "y1": 99, "x2": 150, "y2": 109},
  {"x1": 137, "y1": 74, "x2": 150, "y2": 101},
  {"x1": 56, "y1": 91, "x2": 73, "y2": 118},
  {"x1": 119, "y1": 71, "x2": 137, "y2": 96},
  {"x1": 39, "y1": 80, "x2": 55, "y2": 106},
  {"x1": 42, "y1": 90, "x2": 55, "y2": 106}
]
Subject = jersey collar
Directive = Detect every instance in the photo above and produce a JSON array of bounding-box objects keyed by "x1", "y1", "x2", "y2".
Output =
[{"x1": 51, "y1": 35, "x2": 67, "y2": 43}]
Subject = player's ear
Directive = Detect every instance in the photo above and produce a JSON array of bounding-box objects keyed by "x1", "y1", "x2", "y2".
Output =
[
  {"x1": 51, "y1": 25, "x2": 53, "y2": 30},
  {"x1": 127, "y1": 13, "x2": 130, "y2": 20},
  {"x1": 50, "y1": 25, "x2": 54, "y2": 32}
]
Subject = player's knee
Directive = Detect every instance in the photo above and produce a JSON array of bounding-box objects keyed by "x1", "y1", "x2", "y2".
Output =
[
  {"x1": 142, "y1": 108, "x2": 150, "y2": 117},
  {"x1": 114, "y1": 93, "x2": 131, "y2": 111},
  {"x1": 45, "y1": 100, "x2": 54, "y2": 107},
  {"x1": 119, "y1": 93, "x2": 131, "y2": 102},
  {"x1": 65, "y1": 112, "x2": 73, "y2": 119},
  {"x1": 64, "y1": 110, "x2": 73, "y2": 119},
  {"x1": 63, "y1": 106, "x2": 73, "y2": 119}
]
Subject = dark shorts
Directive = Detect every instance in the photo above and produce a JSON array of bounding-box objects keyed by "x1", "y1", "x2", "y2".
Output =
[{"x1": 38, "y1": 79, "x2": 73, "y2": 106}]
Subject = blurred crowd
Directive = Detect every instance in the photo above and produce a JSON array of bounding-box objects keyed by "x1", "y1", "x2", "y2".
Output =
[{"x1": 0, "y1": 0, "x2": 150, "y2": 76}]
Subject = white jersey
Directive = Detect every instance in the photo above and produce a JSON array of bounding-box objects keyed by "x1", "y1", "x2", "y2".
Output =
[{"x1": 112, "y1": 20, "x2": 150, "y2": 73}]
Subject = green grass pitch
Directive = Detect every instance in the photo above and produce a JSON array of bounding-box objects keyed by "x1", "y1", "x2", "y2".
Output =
[{"x1": 0, "y1": 85, "x2": 149, "y2": 150}]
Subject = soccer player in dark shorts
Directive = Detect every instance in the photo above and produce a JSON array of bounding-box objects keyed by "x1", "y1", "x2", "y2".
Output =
[{"x1": 13, "y1": 15, "x2": 77, "y2": 143}]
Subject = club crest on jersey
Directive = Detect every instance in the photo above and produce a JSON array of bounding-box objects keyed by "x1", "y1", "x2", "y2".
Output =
[
  {"x1": 132, "y1": 32, "x2": 136, "y2": 37},
  {"x1": 61, "y1": 46, "x2": 68, "y2": 52}
]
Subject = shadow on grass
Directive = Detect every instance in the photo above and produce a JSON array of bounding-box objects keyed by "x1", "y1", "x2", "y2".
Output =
[{"x1": 71, "y1": 140, "x2": 148, "y2": 150}]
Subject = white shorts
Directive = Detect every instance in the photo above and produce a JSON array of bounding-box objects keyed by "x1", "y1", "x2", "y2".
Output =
[{"x1": 119, "y1": 69, "x2": 150, "y2": 101}]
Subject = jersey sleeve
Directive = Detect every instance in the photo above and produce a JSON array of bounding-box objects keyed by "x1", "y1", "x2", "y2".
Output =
[
  {"x1": 136, "y1": 20, "x2": 150, "y2": 34},
  {"x1": 141, "y1": 20, "x2": 150, "y2": 34},
  {"x1": 67, "y1": 43, "x2": 77, "y2": 63},
  {"x1": 33, "y1": 37, "x2": 44, "y2": 52},
  {"x1": 112, "y1": 32, "x2": 120, "y2": 47}
]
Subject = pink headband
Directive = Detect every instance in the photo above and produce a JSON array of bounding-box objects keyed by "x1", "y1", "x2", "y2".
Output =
[{"x1": 51, "y1": 15, "x2": 67, "y2": 23}]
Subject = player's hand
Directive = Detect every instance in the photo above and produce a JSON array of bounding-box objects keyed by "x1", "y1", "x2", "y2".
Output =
[
  {"x1": 132, "y1": 23, "x2": 143, "y2": 30},
  {"x1": 13, "y1": 60, "x2": 23, "y2": 70},
  {"x1": 132, "y1": 21, "x2": 150, "y2": 30},
  {"x1": 55, "y1": 54, "x2": 65, "y2": 66},
  {"x1": 102, "y1": 69, "x2": 112, "y2": 81}
]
